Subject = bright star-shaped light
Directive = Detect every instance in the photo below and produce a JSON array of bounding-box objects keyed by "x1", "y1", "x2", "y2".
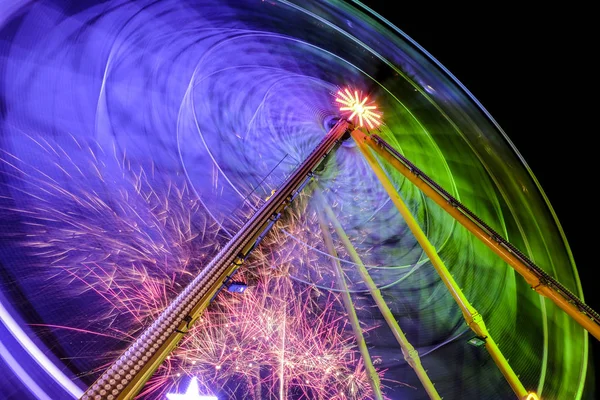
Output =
[
  {"x1": 166, "y1": 377, "x2": 217, "y2": 400},
  {"x1": 335, "y1": 88, "x2": 382, "y2": 129}
]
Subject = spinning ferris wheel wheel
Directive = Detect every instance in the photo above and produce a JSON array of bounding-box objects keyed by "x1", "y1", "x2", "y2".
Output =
[{"x1": 0, "y1": 1, "x2": 595, "y2": 399}]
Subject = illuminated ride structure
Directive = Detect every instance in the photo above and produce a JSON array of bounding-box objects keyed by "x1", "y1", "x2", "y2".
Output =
[
  {"x1": 0, "y1": 1, "x2": 596, "y2": 400},
  {"x1": 80, "y1": 91, "x2": 599, "y2": 400}
]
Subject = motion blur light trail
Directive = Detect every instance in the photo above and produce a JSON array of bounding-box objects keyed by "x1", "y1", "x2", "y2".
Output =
[{"x1": 0, "y1": 0, "x2": 592, "y2": 399}]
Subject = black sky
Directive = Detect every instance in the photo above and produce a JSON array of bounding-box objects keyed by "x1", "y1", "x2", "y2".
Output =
[{"x1": 359, "y1": 0, "x2": 598, "y2": 389}]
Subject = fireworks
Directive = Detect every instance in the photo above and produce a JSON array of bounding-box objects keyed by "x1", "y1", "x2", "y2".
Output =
[
  {"x1": 0, "y1": 134, "x2": 225, "y2": 373},
  {"x1": 146, "y1": 269, "x2": 384, "y2": 400},
  {"x1": 0, "y1": 134, "x2": 390, "y2": 399}
]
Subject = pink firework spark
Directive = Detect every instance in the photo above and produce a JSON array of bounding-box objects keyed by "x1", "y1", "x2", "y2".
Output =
[
  {"x1": 0, "y1": 134, "x2": 225, "y2": 374},
  {"x1": 145, "y1": 269, "x2": 387, "y2": 400},
  {"x1": 1, "y1": 134, "x2": 398, "y2": 399}
]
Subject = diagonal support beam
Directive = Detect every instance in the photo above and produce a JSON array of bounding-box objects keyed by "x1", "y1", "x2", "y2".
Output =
[
  {"x1": 315, "y1": 194, "x2": 384, "y2": 400},
  {"x1": 319, "y1": 188, "x2": 442, "y2": 400},
  {"x1": 355, "y1": 131, "x2": 600, "y2": 342},
  {"x1": 352, "y1": 130, "x2": 531, "y2": 399}
]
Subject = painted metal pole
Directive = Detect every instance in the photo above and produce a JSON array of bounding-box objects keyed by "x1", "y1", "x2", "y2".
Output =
[
  {"x1": 356, "y1": 131, "x2": 600, "y2": 342},
  {"x1": 352, "y1": 130, "x2": 529, "y2": 399},
  {"x1": 315, "y1": 199, "x2": 384, "y2": 400},
  {"x1": 320, "y1": 189, "x2": 442, "y2": 400}
]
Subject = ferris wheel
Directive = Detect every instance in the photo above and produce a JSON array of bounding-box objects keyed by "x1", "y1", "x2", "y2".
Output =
[{"x1": 0, "y1": 1, "x2": 595, "y2": 399}]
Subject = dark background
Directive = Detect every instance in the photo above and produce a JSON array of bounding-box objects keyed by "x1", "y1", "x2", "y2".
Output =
[{"x1": 360, "y1": 0, "x2": 598, "y2": 393}]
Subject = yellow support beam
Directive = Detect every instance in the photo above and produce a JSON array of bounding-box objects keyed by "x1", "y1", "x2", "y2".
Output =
[
  {"x1": 316, "y1": 199, "x2": 384, "y2": 400},
  {"x1": 116, "y1": 260, "x2": 240, "y2": 399},
  {"x1": 352, "y1": 129, "x2": 530, "y2": 399},
  {"x1": 319, "y1": 186, "x2": 442, "y2": 400},
  {"x1": 355, "y1": 131, "x2": 600, "y2": 342}
]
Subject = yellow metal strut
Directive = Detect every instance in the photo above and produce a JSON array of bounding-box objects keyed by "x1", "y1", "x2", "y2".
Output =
[
  {"x1": 316, "y1": 198, "x2": 384, "y2": 400},
  {"x1": 319, "y1": 185, "x2": 442, "y2": 400},
  {"x1": 353, "y1": 130, "x2": 600, "y2": 342},
  {"x1": 352, "y1": 129, "x2": 530, "y2": 399}
]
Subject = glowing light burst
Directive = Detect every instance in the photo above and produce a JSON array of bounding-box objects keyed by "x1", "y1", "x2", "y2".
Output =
[
  {"x1": 166, "y1": 377, "x2": 217, "y2": 400},
  {"x1": 141, "y1": 195, "x2": 396, "y2": 399},
  {"x1": 335, "y1": 88, "x2": 382, "y2": 129}
]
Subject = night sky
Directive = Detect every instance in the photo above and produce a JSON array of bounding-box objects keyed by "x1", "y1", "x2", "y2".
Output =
[{"x1": 360, "y1": 0, "x2": 598, "y2": 389}]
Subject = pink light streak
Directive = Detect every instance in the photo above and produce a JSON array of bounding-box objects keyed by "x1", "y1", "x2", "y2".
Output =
[{"x1": 1, "y1": 135, "x2": 397, "y2": 399}]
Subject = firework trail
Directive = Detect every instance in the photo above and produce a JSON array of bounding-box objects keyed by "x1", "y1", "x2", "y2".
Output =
[
  {"x1": 0, "y1": 134, "x2": 226, "y2": 377},
  {"x1": 143, "y1": 267, "x2": 391, "y2": 400},
  {"x1": 140, "y1": 190, "x2": 405, "y2": 399},
  {"x1": 0, "y1": 134, "x2": 396, "y2": 398}
]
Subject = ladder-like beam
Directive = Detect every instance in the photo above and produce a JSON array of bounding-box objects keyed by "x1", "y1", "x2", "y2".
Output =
[
  {"x1": 354, "y1": 131, "x2": 600, "y2": 342},
  {"x1": 81, "y1": 120, "x2": 350, "y2": 400},
  {"x1": 352, "y1": 130, "x2": 530, "y2": 399}
]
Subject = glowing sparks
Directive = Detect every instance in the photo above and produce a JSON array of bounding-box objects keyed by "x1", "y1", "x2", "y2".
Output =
[
  {"x1": 335, "y1": 88, "x2": 382, "y2": 129},
  {"x1": 1, "y1": 135, "x2": 392, "y2": 399},
  {"x1": 168, "y1": 270, "x2": 383, "y2": 399},
  {"x1": 0, "y1": 134, "x2": 226, "y2": 378},
  {"x1": 166, "y1": 377, "x2": 217, "y2": 400}
]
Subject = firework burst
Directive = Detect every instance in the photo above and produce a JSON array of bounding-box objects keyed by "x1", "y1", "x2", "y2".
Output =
[
  {"x1": 0, "y1": 134, "x2": 225, "y2": 374},
  {"x1": 145, "y1": 270, "x2": 386, "y2": 400},
  {"x1": 0, "y1": 134, "x2": 394, "y2": 398}
]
